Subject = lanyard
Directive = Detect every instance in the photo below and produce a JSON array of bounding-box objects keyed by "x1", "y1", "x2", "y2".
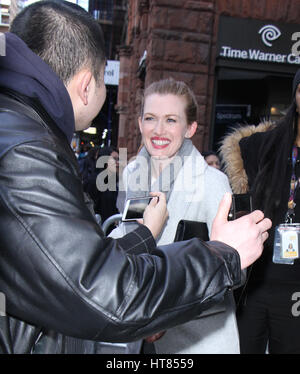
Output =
[{"x1": 286, "y1": 146, "x2": 299, "y2": 223}]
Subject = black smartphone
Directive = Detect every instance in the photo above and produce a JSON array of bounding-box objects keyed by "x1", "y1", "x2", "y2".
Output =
[
  {"x1": 228, "y1": 193, "x2": 253, "y2": 220},
  {"x1": 122, "y1": 196, "x2": 153, "y2": 221}
]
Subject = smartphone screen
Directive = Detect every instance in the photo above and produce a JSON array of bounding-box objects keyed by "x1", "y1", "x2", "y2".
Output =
[
  {"x1": 122, "y1": 197, "x2": 152, "y2": 221},
  {"x1": 228, "y1": 193, "x2": 253, "y2": 220}
]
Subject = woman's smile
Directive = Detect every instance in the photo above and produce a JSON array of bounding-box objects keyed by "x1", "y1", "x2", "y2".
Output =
[{"x1": 151, "y1": 137, "x2": 171, "y2": 148}]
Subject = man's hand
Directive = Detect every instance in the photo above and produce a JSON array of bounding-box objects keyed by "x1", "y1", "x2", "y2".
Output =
[
  {"x1": 211, "y1": 193, "x2": 272, "y2": 269},
  {"x1": 141, "y1": 192, "x2": 168, "y2": 239}
]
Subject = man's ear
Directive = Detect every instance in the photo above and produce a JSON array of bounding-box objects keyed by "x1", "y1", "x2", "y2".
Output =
[
  {"x1": 77, "y1": 70, "x2": 93, "y2": 106},
  {"x1": 185, "y1": 121, "x2": 198, "y2": 138}
]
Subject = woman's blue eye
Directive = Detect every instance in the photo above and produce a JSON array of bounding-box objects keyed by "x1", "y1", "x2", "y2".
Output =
[{"x1": 167, "y1": 118, "x2": 176, "y2": 123}]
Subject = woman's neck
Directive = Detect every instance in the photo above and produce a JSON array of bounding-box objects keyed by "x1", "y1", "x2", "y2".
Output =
[{"x1": 150, "y1": 156, "x2": 174, "y2": 181}]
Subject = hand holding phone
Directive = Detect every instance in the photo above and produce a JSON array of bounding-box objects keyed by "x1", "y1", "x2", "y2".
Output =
[
  {"x1": 143, "y1": 192, "x2": 168, "y2": 238},
  {"x1": 122, "y1": 197, "x2": 153, "y2": 221},
  {"x1": 211, "y1": 192, "x2": 271, "y2": 269},
  {"x1": 122, "y1": 192, "x2": 168, "y2": 239}
]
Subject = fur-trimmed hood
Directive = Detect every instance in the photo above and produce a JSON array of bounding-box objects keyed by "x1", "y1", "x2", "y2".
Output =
[{"x1": 219, "y1": 121, "x2": 275, "y2": 194}]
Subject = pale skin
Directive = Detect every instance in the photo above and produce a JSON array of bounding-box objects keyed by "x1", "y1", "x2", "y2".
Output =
[
  {"x1": 138, "y1": 93, "x2": 197, "y2": 180},
  {"x1": 65, "y1": 65, "x2": 272, "y2": 269}
]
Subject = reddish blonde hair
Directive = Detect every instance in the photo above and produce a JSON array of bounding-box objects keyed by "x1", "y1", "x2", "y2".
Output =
[{"x1": 140, "y1": 78, "x2": 198, "y2": 125}]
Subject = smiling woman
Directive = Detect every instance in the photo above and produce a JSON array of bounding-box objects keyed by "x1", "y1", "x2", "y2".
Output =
[
  {"x1": 138, "y1": 93, "x2": 197, "y2": 162},
  {"x1": 137, "y1": 79, "x2": 197, "y2": 179},
  {"x1": 109, "y1": 78, "x2": 238, "y2": 354}
]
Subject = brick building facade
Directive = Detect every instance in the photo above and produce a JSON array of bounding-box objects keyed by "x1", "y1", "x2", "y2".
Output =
[{"x1": 116, "y1": 0, "x2": 300, "y2": 157}]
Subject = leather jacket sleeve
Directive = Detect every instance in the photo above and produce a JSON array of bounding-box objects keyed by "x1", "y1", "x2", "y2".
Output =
[{"x1": 0, "y1": 139, "x2": 241, "y2": 343}]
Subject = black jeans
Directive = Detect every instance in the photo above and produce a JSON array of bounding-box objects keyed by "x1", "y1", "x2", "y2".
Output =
[{"x1": 237, "y1": 282, "x2": 300, "y2": 354}]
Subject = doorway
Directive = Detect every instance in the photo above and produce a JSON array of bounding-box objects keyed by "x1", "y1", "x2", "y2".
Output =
[{"x1": 211, "y1": 67, "x2": 293, "y2": 151}]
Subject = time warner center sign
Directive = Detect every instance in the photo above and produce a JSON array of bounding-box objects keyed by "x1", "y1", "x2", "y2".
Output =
[{"x1": 217, "y1": 16, "x2": 300, "y2": 66}]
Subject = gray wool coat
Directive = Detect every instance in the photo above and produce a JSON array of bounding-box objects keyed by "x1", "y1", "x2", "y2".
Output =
[{"x1": 110, "y1": 146, "x2": 240, "y2": 354}]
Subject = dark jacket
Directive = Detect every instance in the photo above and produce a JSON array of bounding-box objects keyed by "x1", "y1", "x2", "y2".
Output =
[
  {"x1": 220, "y1": 122, "x2": 300, "y2": 284},
  {"x1": 0, "y1": 33, "x2": 241, "y2": 353},
  {"x1": 0, "y1": 92, "x2": 241, "y2": 353}
]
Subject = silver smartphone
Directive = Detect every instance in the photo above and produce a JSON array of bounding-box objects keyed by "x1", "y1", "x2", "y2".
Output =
[{"x1": 122, "y1": 196, "x2": 153, "y2": 221}]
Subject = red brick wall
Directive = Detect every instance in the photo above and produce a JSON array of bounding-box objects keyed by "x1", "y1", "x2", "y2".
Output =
[{"x1": 117, "y1": 0, "x2": 300, "y2": 157}]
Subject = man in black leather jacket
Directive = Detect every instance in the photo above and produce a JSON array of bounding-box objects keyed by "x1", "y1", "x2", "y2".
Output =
[{"x1": 0, "y1": 1, "x2": 271, "y2": 353}]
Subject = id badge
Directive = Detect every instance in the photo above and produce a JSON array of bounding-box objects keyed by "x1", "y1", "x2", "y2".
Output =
[{"x1": 273, "y1": 224, "x2": 300, "y2": 264}]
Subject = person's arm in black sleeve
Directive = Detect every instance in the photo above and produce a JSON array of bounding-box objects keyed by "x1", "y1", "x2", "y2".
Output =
[
  {"x1": 0, "y1": 140, "x2": 241, "y2": 342},
  {"x1": 239, "y1": 133, "x2": 260, "y2": 190},
  {"x1": 83, "y1": 190, "x2": 157, "y2": 254},
  {"x1": 117, "y1": 224, "x2": 157, "y2": 254}
]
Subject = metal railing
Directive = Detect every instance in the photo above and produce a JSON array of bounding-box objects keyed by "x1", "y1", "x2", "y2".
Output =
[{"x1": 101, "y1": 213, "x2": 122, "y2": 235}]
